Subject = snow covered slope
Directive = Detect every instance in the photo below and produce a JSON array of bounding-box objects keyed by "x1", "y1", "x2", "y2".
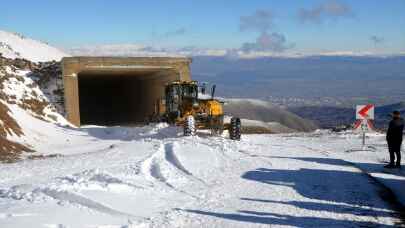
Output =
[
  {"x1": 0, "y1": 57, "x2": 70, "y2": 161},
  {"x1": 0, "y1": 30, "x2": 68, "y2": 62},
  {"x1": 0, "y1": 122, "x2": 403, "y2": 227},
  {"x1": 224, "y1": 99, "x2": 318, "y2": 132}
]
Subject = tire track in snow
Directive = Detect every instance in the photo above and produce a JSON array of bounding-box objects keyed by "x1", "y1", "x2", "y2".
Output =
[
  {"x1": 141, "y1": 147, "x2": 171, "y2": 188},
  {"x1": 164, "y1": 142, "x2": 207, "y2": 185},
  {"x1": 40, "y1": 188, "x2": 144, "y2": 219},
  {"x1": 197, "y1": 138, "x2": 239, "y2": 163},
  {"x1": 56, "y1": 169, "x2": 145, "y2": 192},
  {"x1": 164, "y1": 143, "x2": 192, "y2": 175},
  {"x1": 140, "y1": 143, "x2": 201, "y2": 199},
  {"x1": 148, "y1": 157, "x2": 176, "y2": 189},
  {"x1": 236, "y1": 149, "x2": 273, "y2": 166}
]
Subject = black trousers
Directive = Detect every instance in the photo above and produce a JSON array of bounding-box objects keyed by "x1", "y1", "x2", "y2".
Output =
[{"x1": 388, "y1": 141, "x2": 402, "y2": 165}]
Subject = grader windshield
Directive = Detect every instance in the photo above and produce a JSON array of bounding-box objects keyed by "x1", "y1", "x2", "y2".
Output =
[
  {"x1": 165, "y1": 82, "x2": 198, "y2": 118},
  {"x1": 182, "y1": 83, "x2": 198, "y2": 99}
]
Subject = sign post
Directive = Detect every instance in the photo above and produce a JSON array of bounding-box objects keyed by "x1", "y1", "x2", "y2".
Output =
[
  {"x1": 360, "y1": 119, "x2": 368, "y2": 148},
  {"x1": 354, "y1": 104, "x2": 375, "y2": 149}
]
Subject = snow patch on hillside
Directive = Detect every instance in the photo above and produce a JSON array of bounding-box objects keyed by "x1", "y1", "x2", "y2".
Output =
[
  {"x1": 1, "y1": 66, "x2": 68, "y2": 125},
  {"x1": 0, "y1": 30, "x2": 68, "y2": 62}
]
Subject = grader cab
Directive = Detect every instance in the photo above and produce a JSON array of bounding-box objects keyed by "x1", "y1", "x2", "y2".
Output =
[{"x1": 163, "y1": 81, "x2": 241, "y2": 140}]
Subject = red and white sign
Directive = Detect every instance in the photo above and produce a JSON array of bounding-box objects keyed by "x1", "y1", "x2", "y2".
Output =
[
  {"x1": 353, "y1": 119, "x2": 374, "y2": 131},
  {"x1": 356, "y1": 104, "x2": 374, "y2": 120},
  {"x1": 354, "y1": 104, "x2": 375, "y2": 132}
]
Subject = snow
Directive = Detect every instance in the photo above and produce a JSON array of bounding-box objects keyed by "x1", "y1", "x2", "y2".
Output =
[
  {"x1": 3, "y1": 68, "x2": 41, "y2": 101},
  {"x1": 197, "y1": 93, "x2": 212, "y2": 100},
  {"x1": 0, "y1": 30, "x2": 68, "y2": 62},
  {"x1": 0, "y1": 111, "x2": 403, "y2": 227},
  {"x1": 1, "y1": 67, "x2": 69, "y2": 127},
  {"x1": 243, "y1": 119, "x2": 294, "y2": 132}
]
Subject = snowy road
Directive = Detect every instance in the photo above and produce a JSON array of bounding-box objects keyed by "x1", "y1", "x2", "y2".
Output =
[
  {"x1": 173, "y1": 134, "x2": 404, "y2": 228},
  {"x1": 0, "y1": 120, "x2": 404, "y2": 227}
]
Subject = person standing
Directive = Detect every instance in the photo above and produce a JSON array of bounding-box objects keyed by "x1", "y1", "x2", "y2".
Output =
[{"x1": 385, "y1": 111, "x2": 404, "y2": 169}]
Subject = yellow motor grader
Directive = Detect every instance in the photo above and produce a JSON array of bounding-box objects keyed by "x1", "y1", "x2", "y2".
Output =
[{"x1": 163, "y1": 81, "x2": 241, "y2": 140}]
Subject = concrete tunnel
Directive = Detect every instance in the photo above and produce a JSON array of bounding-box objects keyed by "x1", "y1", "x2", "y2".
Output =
[{"x1": 62, "y1": 57, "x2": 191, "y2": 126}]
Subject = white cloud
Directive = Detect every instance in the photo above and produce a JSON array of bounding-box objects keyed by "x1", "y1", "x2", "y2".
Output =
[{"x1": 298, "y1": 0, "x2": 354, "y2": 24}]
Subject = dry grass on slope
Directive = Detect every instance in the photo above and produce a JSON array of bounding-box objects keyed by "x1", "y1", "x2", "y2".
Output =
[{"x1": 0, "y1": 101, "x2": 33, "y2": 163}]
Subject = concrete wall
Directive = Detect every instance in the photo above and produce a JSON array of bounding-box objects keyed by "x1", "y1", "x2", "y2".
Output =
[{"x1": 62, "y1": 57, "x2": 191, "y2": 126}]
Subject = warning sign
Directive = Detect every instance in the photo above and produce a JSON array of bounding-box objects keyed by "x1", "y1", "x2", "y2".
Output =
[
  {"x1": 351, "y1": 104, "x2": 376, "y2": 150},
  {"x1": 354, "y1": 104, "x2": 375, "y2": 132},
  {"x1": 356, "y1": 104, "x2": 374, "y2": 120}
]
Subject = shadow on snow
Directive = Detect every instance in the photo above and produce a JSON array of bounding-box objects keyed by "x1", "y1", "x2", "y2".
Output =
[
  {"x1": 180, "y1": 156, "x2": 404, "y2": 227},
  {"x1": 179, "y1": 208, "x2": 399, "y2": 227}
]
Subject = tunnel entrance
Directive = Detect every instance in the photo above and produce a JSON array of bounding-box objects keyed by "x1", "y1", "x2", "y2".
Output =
[
  {"x1": 62, "y1": 57, "x2": 192, "y2": 126},
  {"x1": 79, "y1": 72, "x2": 149, "y2": 126}
]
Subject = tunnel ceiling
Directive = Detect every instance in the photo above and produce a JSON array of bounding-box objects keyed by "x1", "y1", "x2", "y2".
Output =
[{"x1": 78, "y1": 68, "x2": 172, "y2": 80}]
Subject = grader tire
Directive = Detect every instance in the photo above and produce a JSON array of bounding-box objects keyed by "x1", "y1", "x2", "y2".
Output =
[
  {"x1": 210, "y1": 116, "x2": 224, "y2": 136},
  {"x1": 229, "y1": 117, "x2": 241, "y2": 140},
  {"x1": 184, "y1": 115, "x2": 196, "y2": 136}
]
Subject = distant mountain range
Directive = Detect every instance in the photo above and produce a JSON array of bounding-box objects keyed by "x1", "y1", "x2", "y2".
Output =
[
  {"x1": 191, "y1": 56, "x2": 405, "y2": 107},
  {"x1": 68, "y1": 42, "x2": 405, "y2": 59},
  {"x1": 289, "y1": 102, "x2": 405, "y2": 129},
  {"x1": 375, "y1": 102, "x2": 405, "y2": 127}
]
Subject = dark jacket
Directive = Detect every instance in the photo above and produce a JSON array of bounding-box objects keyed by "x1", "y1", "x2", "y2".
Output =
[{"x1": 386, "y1": 117, "x2": 404, "y2": 143}]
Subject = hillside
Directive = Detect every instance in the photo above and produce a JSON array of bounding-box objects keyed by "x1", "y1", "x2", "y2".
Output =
[
  {"x1": 0, "y1": 56, "x2": 68, "y2": 161},
  {"x1": 376, "y1": 102, "x2": 405, "y2": 118},
  {"x1": 224, "y1": 99, "x2": 318, "y2": 132},
  {"x1": 0, "y1": 30, "x2": 68, "y2": 62}
]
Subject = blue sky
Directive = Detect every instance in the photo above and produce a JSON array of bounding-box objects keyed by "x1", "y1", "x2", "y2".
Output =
[{"x1": 1, "y1": 0, "x2": 404, "y2": 54}]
